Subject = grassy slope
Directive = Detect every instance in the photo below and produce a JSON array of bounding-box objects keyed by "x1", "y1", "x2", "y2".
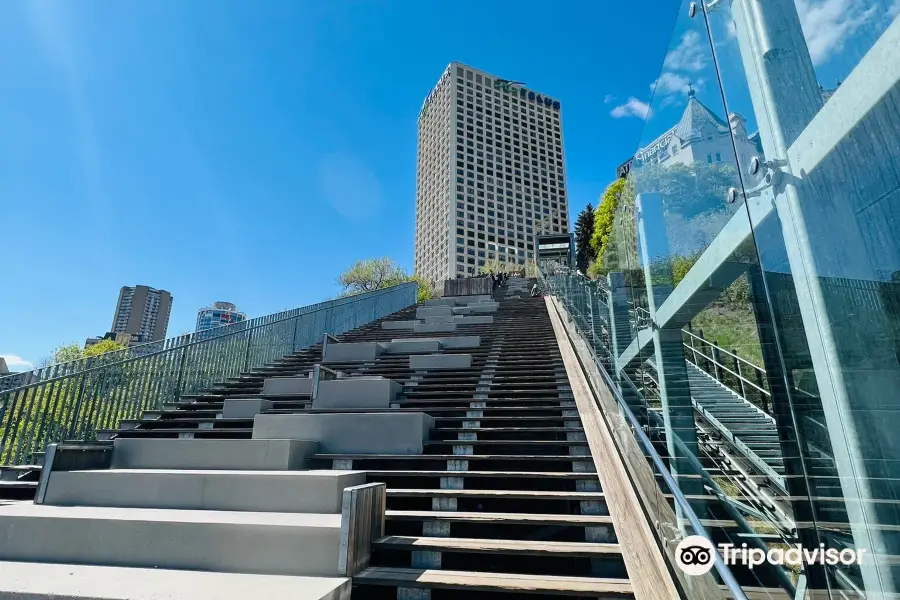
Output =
[{"x1": 689, "y1": 303, "x2": 764, "y2": 366}]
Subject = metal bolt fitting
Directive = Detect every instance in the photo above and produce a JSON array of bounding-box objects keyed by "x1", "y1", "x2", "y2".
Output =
[
  {"x1": 748, "y1": 156, "x2": 761, "y2": 175},
  {"x1": 727, "y1": 187, "x2": 739, "y2": 204},
  {"x1": 689, "y1": 2, "x2": 697, "y2": 17}
]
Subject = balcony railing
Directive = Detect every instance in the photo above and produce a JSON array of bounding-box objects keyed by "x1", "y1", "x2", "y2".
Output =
[{"x1": 0, "y1": 283, "x2": 417, "y2": 466}]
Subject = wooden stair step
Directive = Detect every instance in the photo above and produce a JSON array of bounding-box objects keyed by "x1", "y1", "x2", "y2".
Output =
[
  {"x1": 425, "y1": 440, "x2": 589, "y2": 446},
  {"x1": 374, "y1": 535, "x2": 621, "y2": 557},
  {"x1": 365, "y1": 470, "x2": 599, "y2": 479},
  {"x1": 438, "y1": 427, "x2": 583, "y2": 432},
  {"x1": 387, "y1": 489, "x2": 604, "y2": 500},
  {"x1": 315, "y1": 454, "x2": 590, "y2": 461},
  {"x1": 354, "y1": 567, "x2": 633, "y2": 596},
  {"x1": 386, "y1": 510, "x2": 613, "y2": 526}
]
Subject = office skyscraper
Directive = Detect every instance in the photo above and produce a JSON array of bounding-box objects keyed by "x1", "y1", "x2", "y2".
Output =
[
  {"x1": 111, "y1": 285, "x2": 173, "y2": 342},
  {"x1": 414, "y1": 62, "x2": 569, "y2": 282},
  {"x1": 196, "y1": 301, "x2": 246, "y2": 332}
]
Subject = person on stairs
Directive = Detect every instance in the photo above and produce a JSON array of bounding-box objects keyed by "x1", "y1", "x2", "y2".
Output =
[{"x1": 530, "y1": 283, "x2": 541, "y2": 298}]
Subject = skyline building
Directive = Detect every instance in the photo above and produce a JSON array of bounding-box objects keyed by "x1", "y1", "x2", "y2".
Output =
[
  {"x1": 196, "y1": 301, "x2": 246, "y2": 332},
  {"x1": 111, "y1": 285, "x2": 173, "y2": 342},
  {"x1": 414, "y1": 61, "x2": 570, "y2": 282}
]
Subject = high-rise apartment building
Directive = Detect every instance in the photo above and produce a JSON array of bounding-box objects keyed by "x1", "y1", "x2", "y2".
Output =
[
  {"x1": 111, "y1": 285, "x2": 173, "y2": 342},
  {"x1": 195, "y1": 301, "x2": 246, "y2": 332},
  {"x1": 414, "y1": 62, "x2": 569, "y2": 282}
]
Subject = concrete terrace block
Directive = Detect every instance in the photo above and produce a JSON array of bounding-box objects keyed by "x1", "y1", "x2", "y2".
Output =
[
  {"x1": 414, "y1": 322, "x2": 457, "y2": 333},
  {"x1": 453, "y1": 315, "x2": 494, "y2": 325},
  {"x1": 254, "y1": 412, "x2": 434, "y2": 455},
  {"x1": 44, "y1": 469, "x2": 365, "y2": 514},
  {"x1": 381, "y1": 320, "x2": 419, "y2": 330},
  {"x1": 423, "y1": 315, "x2": 456, "y2": 324},
  {"x1": 416, "y1": 306, "x2": 452, "y2": 319},
  {"x1": 409, "y1": 354, "x2": 472, "y2": 370},
  {"x1": 459, "y1": 295, "x2": 492, "y2": 304},
  {"x1": 223, "y1": 398, "x2": 273, "y2": 419},
  {"x1": 263, "y1": 376, "x2": 313, "y2": 396},
  {"x1": 467, "y1": 303, "x2": 499, "y2": 313},
  {"x1": 450, "y1": 306, "x2": 472, "y2": 315},
  {"x1": 0, "y1": 562, "x2": 352, "y2": 600},
  {"x1": 0, "y1": 504, "x2": 344, "y2": 577},
  {"x1": 312, "y1": 377, "x2": 401, "y2": 410},
  {"x1": 111, "y1": 439, "x2": 319, "y2": 471},
  {"x1": 322, "y1": 341, "x2": 383, "y2": 363},
  {"x1": 381, "y1": 339, "x2": 442, "y2": 354},
  {"x1": 394, "y1": 336, "x2": 481, "y2": 350},
  {"x1": 423, "y1": 298, "x2": 457, "y2": 306}
]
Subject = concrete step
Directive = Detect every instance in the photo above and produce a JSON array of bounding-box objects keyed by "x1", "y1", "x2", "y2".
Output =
[
  {"x1": 43, "y1": 469, "x2": 364, "y2": 513},
  {"x1": 0, "y1": 503, "x2": 344, "y2": 577},
  {"x1": 111, "y1": 428, "x2": 254, "y2": 439},
  {"x1": 110, "y1": 439, "x2": 318, "y2": 470},
  {"x1": 0, "y1": 561, "x2": 351, "y2": 600}
]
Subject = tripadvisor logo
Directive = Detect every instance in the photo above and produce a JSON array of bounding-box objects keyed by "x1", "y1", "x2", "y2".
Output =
[{"x1": 675, "y1": 535, "x2": 867, "y2": 576}]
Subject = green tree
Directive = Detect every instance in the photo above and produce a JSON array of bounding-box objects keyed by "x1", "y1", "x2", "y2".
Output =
[
  {"x1": 634, "y1": 161, "x2": 736, "y2": 221},
  {"x1": 40, "y1": 343, "x2": 84, "y2": 367},
  {"x1": 574, "y1": 203, "x2": 595, "y2": 272},
  {"x1": 338, "y1": 257, "x2": 408, "y2": 296},
  {"x1": 83, "y1": 339, "x2": 127, "y2": 358},
  {"x1": 591, "y1": 178, "x2": 626, "y2": 260},
  {"x1": 407, "y1": 274, "x2": 437, "y2": 303},
  {"x1": 337, "y1": 257, "x2": 435, "y2": 303}
]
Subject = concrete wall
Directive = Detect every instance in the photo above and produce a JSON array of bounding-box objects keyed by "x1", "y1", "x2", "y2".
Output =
[
  {"x1": 44, "y1": 470, "x2": 365, "y2": 514},
  {"x1": 414, "y1": 322, "x2": 456, "y2": 333},
  {"x1": 381, "y1": 340, "x2": 442, "y2": 354},
  {"x1": 381, "y1": 320, "x2": 418, "y2": 330},
  {"x1": 0, "y1": 503, "x2": 344, "y2": 577},
  {"x1": 409, "y1": 354, "x2": 472, "y2": 370},
  {"x1": 312, "y1": 377, "x2": 401, "y2": 410},
  {"x1": 253, "y1": 413, "x2": 434, "y2": 454},
  {"x1": 263, "y1": 377, "x2": 313, "y2": 396},
  {"x1": 0, "y1": 562, "x2": 352, "y2": 600},
  {"x1": 223, "y1": 398, "x2": 273, "y2": 419},
  {"x1": 111, "y1": 439, "x2": 318, "y2": 471},
  {"x1": 323, "y1": 342, "x2": 383, "y2": 363}
]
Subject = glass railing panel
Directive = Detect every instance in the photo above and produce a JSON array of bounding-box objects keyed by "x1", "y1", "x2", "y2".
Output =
[{"x1": 707, "y1": 1, "x2": 900, "y2": 597}]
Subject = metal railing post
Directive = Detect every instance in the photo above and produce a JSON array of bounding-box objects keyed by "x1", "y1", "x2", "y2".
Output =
[
  {"x1": 710, "y1": 343, "x2": 721, "y2": 383},
  {"x1": 243, "y1": 327, "x2": 255, "y2": 371},
  {"x1": 734, "y1": 350, "x2": 748, "y2": 401},
  {"x1": 173, "y1": 343, "x2": 189, "y2": 403}
]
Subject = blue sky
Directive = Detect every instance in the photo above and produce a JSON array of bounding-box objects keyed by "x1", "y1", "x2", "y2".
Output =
[{"x1": 1, "y1": 0, "x2": 895, "y2": 370}]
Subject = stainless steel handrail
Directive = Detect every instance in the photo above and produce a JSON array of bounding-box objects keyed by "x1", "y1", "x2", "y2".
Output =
[{"x1": 541, "y1": 272, "x2": 752, "y2": 600}]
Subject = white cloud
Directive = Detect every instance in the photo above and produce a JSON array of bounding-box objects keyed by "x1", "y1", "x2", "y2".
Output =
[
  {"x1": 603, "y1": 94, "x2": 616, "y2": 104},
  {"x1": 726, "y1": 21, "x2": 737, "y2": 40},
  {"x1": 651, "y1": 72, "x2": 691, "y2": 95},
  {"x1": 1, "y1": 355, "x2": 34, "y2": 372},
  {"x1": 663, "y1": 30, "x2": 708, "y2": 72},
  {"x1": 889, "y1": 0, "x2": 900, "y2": 18},
  {"x1": 796, "y1": 0, "x2": 877, "y2": 65},
  {"x1": 650, "y1": 74, "x2": 706, "y2": 108},
  {"x1": 610, "y1": 97, "x2": 651, "y2": 119},
  {"x1": 318, "y1": 153, "x2": 383, "y2": 222}
]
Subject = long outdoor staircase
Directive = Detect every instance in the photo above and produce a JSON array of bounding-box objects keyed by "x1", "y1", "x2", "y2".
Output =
[
  {"x1": 0, "y1": 279, "x2": 645, "y2": 599},
  {"x1": 685, "y1": 362, "x2": 786, "y2": 487}
]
